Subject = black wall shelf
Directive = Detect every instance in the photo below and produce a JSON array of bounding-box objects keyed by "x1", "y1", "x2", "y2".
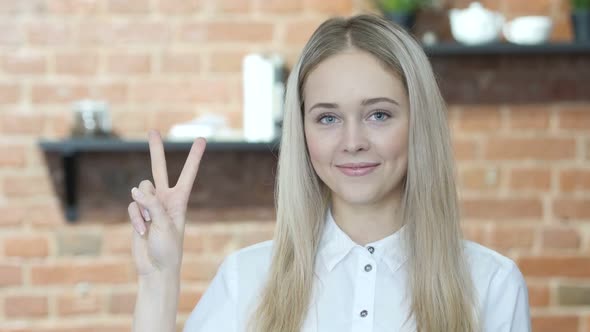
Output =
[
  {"x1": 423, "y1": 42, "x2": 590, "y2": 56},
  {"x1": 39, "y1": 138, "x2": 280, "y2": 222}
]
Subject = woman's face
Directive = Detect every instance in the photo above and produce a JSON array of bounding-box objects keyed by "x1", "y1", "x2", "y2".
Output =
[{"x1": 303, "y1": 49, "x2": 409, "y2": 206}]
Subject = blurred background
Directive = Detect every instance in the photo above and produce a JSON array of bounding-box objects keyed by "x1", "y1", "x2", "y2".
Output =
[{"x1": 0, "y1": 0, "x2": 589, "y2": 331}]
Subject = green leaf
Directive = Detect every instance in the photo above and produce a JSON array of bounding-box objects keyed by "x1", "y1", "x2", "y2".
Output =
[
  {"x1": 375, "y1": 0, "x2": 428, "y2": 13},
  {"x1": 572, "y1": 0, "x2": 590, "y2": 10}
]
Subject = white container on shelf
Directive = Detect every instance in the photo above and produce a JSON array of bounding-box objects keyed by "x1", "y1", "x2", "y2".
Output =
[{"x1": 242, "y1": 54, "x2": 275, "y2": 142}]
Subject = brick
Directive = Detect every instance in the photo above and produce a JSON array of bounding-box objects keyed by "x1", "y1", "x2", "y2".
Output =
[
  {"x1": 542, "y1": 227, "x2": 581, "y2": 249},
  {"x1": 178, "y1": 23, "x2": 207, "y2": 43},
  {"x1": 45, "y1": 0, "x2": 103, "y2": 15},
  {"x1": 303, "y1": 0, "x2": 353, "y2": 14},
  {"x1": 1, "y1": 324, "x2": 130, "y2": 332},
  {"x1": 0, "y1": 83, "x2": 20, "y2": 103},
  {"x1": 102, "y1": 227, "x2": 131, "y2": 254},
  {"x1": 55, "y1": 52, "x2": 99, "y2": 76},
  {"x1": 157, "y1": 0, "x2": 200, "y2": 14},
  {"x1": 215, "y1": 0, "x2": 251, "y2": 13},
  {"x1": 181, "y1": 258, "x2": 222, "y2": 282},
  {"x1": 78, "y1": 21, "x2": 173, "y2": 45},
  {"x1": 31, "y1": 262, "x2": 133, "y2": 285},
  {"x1": 528, "y1": 283, "x2": 550, "y2": 307},
  {"x1": 504, "y1": 0, "x2": 553, "y2": 16},
  {"x1": 108, "y1": 291, "x2": 135, "y2": 314},
  {"x1": 106, "y1": 0, "x2": 150, "y2": 13},
  {"x1": 452, "y1": 139, "x2": 477, "y2": 161},
  {"x1": 0, "y1": 205, "x2": 26, "y2": 227},
  {"x1": 519, "y1": 256, "x2": 590, "y2": 278},
  {"x1": 510, "y1": 167, "x2": 551, "y2": 191},
  {"x1": 560, "y1": 169, "x2": 590, "y2": 192},
  {"x1": 0, "y1": 263, "x2": 23, "y2": 286},
  {"x1": 236, "y1": 227, "x2": 274, "y2": 248},
  {"x1": 559, "y1": 106, "x2": 590, "y2": 130},
  {"x1": 183, "y1": 229, "x2": 234, "y2": 254},
  {"x1": 178, "y1": 289, "x2": 201, "y2": 314},
  {"x1": 206, "y1": 22, "x2": 274, "y2": 43},
  {"x1": 258, "y1": 0, "x2": 302, "y2": 13},
  {"x1": 2, "y1": 52, "x2": 47, "y2": 75},
  {"x1": 0, "y1": 113, "x2": 44, "y2": 135},
  {"x1": 457, "y1": 106, "x2": 501, "y2": 132},
  {"x1": 554, "y1": 199, "x2": 590, "y2": 220},
  {"x1": 552, "y1": 15, "x2": 573, "y2": 41},
  {"x1": 5, "y1": 234, "x2": 50, "y2": 258},
  {"x1": 461, "y1": 224, "x2": 486, "y2": 244},
  {"x1": 106, "y1": 53, "x2": 151, "y2": 74},
  {"x1": 149, "y1": 110, "x2": 197, "y2": 135},
  {"x1": 111, "y1": 111, "x2": 150, "y2": 136},
  {"x1": 532, "y1": 315, "x2": 579, "y2": 332},
  {"x1": 27, "y1": 21, "x2": 75, "y2": 45},
  {"x1": 160, "y1": 52, "x2": 201, "y2": 73},
  {"x1": 459, "y1": 167, "x2": 501, "y2": 190},
  {"x1": 57, "y1": 292, "x2": 102, "y2": 316},
  {"x1": 3, "y1": 174, "x2": 52, "y2": 197},
  {"x1": 57, "y1": 230, "x2": 102, "y2": 256},
  {"x1": 4, "y1": 295, "x2": 49, "y2": 318},
  {"x1": 285, "y1": 19, "x2": 324, "y2": 44},
  {"x1": 0, "y1": 0, "x2": 44, "y2": 14},
  {"x1": 558, "y1": 285, "x2": 590, "y2": 306},
  {"x1": 130, "y1": 80, "x2": 230, "y2": 104},
  {"x1": 485, "y1": 138, "x2": 576, "y2": 161},
  {"x1": 89, "y1": 82, "x2": 129, "y2": 103},
  {"x1": 0, "y1": 143, "x2": 27, "y2": 168},
  {"x1": 488, "y1": 226, "x2": 535, "y2": 250},
  {"x1": 27, "y1": 202, "x2": 65, "y2": 227},
  {"x1": 0, "y1": 23, "x2": 25, "y2": 45},
  {"x1": 31, "y1": 83, "x2": 88, "y2": 103},
  {"x1": 461, "y1": 198, "x2": 543, "y2": 221},
  {"x1": 45, "y1": 112, "x2": 73, "y2": 137},
  {"x1": 508, "y1": 105, "x2": 550, "y2": 130},
  {"x1": 209, "y1": 50, "x2": 248, "y2": 73}
]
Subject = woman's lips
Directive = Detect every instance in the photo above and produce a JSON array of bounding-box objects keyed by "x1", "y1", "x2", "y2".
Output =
[{"x1": 335, "y1": 163, "x2": 380, "y2": 177}]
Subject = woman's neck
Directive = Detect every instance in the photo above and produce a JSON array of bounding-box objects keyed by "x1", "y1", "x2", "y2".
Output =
[{"x1": 331, "y1": 196, "x2": 403, "y2": 246}]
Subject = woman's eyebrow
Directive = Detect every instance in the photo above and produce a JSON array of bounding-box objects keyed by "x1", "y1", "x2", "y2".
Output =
[
  {"x1": 361, "y1": 97, "x2": 399, "y2": 106},
  {"x1": 308, "y1": 102, "x2": 338, "y2": 113}
]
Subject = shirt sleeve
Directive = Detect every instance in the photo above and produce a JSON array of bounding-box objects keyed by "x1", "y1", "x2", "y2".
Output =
[
  {"x1": 183, "y1": 255, "x2": 237, "y2": 332},
  {"x1": 483, "y1": 261, "x2": 531, "y2": 332}
]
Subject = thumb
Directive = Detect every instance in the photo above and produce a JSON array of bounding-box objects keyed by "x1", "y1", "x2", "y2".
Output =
[{"x1": 131, "y1": 187, "x2": 170, "y2": 230}]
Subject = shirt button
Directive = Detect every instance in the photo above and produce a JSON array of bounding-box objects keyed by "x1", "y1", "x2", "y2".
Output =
[
  {"x1": 367, "y1": 246, "x2": 375, "y2": 254},
  {"x1": 360, "y1": 310, "x2": 368, "y2": 318},
  {"x1": 364, "y1": 264, "x2": 372, "y2": 272}
]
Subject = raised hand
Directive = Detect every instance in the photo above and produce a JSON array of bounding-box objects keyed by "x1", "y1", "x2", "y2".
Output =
[{"x1": 128, "y1": 130, "x2": 206, "y2": 278}]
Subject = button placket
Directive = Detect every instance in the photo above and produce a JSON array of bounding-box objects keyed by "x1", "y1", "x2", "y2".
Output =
[{"x1": 351, "y1": 249, "x2": 376, "y2": 331}]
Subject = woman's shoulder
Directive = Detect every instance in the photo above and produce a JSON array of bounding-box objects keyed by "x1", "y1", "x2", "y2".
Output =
[
  {"x1": 462, "y1": 240, "x2": 527, "y2": 299},
  {"x1": 221, "y1": 240, "x2": 275, "y2": 279},
  {"x1": 463, "y1": 240, "x2": 518, "y2": 273}
]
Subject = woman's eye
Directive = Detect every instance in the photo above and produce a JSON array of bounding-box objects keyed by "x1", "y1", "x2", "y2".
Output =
[
  {"x1": 318, "y1": 115, "x2": 338, "y2": 124},
  {"x1": 369, "y1": 111, "x2": 391, "y2": 121}
]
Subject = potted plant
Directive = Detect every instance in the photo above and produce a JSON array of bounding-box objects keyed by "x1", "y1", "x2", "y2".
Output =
[
  {"x1": 374, "y1": 0, "x2": 429, "y2": 30},
  {"x1": 572, "y1": 0, "x2": 590, "y2": 42}
]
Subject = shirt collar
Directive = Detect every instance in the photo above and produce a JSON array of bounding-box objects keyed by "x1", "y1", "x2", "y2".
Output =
[{"x1": 318, "y1": 208, "x2": 408, "y2": 274}]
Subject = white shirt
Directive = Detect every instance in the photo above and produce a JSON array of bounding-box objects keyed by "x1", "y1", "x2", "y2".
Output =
[{"x1": 184, "y1": 211, "x2": 531, "y2": 332}]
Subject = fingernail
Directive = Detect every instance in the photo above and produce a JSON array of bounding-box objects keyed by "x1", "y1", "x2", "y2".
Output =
[
  {"x1": 138, "y1": 223, "x2": 146, "y2": 236},
  {"x1": 131, "y1": 187, "x2": 143, "y2": 199},
  {"x1": 142, "y1": 209, "x2": 151, "y2": 221}
]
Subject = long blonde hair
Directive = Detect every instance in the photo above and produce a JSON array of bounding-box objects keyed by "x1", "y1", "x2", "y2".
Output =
[{"x1": 249, "y1": 14, "x2": 479, "y2": 332}]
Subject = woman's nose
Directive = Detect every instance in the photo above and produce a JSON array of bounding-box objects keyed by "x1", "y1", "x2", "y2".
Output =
[{"x1": 342, "y1": 122, "x2": 369, "y2": 153}]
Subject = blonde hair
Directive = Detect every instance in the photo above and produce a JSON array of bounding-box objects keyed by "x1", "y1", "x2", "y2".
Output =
[{"x1": 249, "y1": 14, "x2": 479, "y2": 332}]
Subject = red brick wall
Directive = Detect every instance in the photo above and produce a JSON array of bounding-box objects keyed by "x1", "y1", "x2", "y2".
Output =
[{"x1": 1, "y1": 0, "x2": 589, "y2": 331}]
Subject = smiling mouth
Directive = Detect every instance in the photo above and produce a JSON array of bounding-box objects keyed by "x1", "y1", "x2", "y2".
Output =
[{"x1": 335, "y1": 163, "x2": 380, "y2": 177}]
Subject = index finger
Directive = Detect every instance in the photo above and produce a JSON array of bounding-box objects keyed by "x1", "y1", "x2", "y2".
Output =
[
  {"x1": 148, "y1": 129, "x2": 169, "y2": 189},
  {"x1": 175, "y1": 137, "x2": 206, "y2": 191}
]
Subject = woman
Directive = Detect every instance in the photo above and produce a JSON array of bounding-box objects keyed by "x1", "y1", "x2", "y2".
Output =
[{"x1": 129, "y1": 14, "x2": 531, "y2": 332}]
